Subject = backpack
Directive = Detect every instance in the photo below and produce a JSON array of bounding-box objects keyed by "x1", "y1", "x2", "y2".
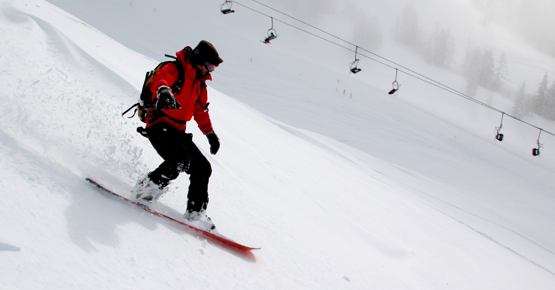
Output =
[{"x1": 122, "y1": 54, "x2": 186, "y2": 124}]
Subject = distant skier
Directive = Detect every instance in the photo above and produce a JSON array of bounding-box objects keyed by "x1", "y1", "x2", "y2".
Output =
[{"x1": 132, "y1": 40, "x2": 223, "y2": 230}]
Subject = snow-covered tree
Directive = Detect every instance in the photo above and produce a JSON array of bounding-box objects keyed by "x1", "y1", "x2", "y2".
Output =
[
  {"x1": 491, "y1": 52, "x2": 509, "y2": 92},
  {"x1": 531, "y1": 73, "x2": 549, "y2": 116},
  {"x1": 543, "y1": 81, "x2": 555, "y2": 119},
  {"x1": 424, "y1": 23, "x2": 456, "y2": 69},
  {"x1": 479, "y1": 48, "x2": 495, "y2": 89},
  {"x1": 463, "y1": 46, "x2": 482, "y2": 96},
  {"x1": 519, "y1": 73, "x2": 555, "y2": 120},
  {"x1": 392, "y1": 3, "x2": 422, "y2": 49},
  {"x1": 462, "y1": 46, "x2": 499, "y2": 95},
  {"x1": 512, "y1": 81, "x2": 531, "y2": 117}
]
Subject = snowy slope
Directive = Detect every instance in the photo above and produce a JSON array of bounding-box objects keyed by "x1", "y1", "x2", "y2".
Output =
[{"x1": 1, "y1": 0, "x2": 555, "y2": 289}]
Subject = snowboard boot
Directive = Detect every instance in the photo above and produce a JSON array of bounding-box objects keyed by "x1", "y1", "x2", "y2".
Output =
[
  {"x1": 184, "y1": 210, "x2": 216, "y2": 231},
  {"x1": 132, "y1": 176, "x2": 168, "y2": 202}
]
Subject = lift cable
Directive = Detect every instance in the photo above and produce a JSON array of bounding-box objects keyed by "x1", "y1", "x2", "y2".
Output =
[{"x1": 231, "y1": 0, "x2": 555, "y2": 139}]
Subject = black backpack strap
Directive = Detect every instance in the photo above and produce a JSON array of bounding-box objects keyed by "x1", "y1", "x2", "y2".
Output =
[
  {"x1": 162, "y1": 53, "x2": 186, "y2": 94},
  {"x1": 170, "y1": 60, "x2": 185, "y2": 94},
  {"x1": 122, "y1": 102, "x2": 139, "y2": 118},
  {"x1": 164, "y1": 54, "x2": 177, "y2": 60}
]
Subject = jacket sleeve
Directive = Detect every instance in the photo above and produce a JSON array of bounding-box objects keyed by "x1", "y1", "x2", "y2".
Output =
[
  {"x1": 193, "y1": 83, "x2": 214, "y2": 134},
  {"x1": 149, "y1": 63, "x2": 179, "y2": 102}
]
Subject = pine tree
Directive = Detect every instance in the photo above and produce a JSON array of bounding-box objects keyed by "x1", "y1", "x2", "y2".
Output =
[
  {"x1": 393, "y1": 4, "x2": 421, "y2": 48},
  {"x1": 531, "y1": 73, "x2": 549, "y2": 116},
  {"x1": 544, "y1": 81, "x2": 555, "y2": 119},
  {"x1": 463, "y1": 46, "x2": 482, "y2": 96},
  {"x1": 479, "y1": 48, "x2": 495, "y2": 89},
  {"x1": 424, "y1": 23, "x2": 456, "y2": 69},
  {"x1": 491, "y1": 52, "x2": 509, "y2": 92},
  {"x1": 513, "y1": 81, "x2": 531, "y2": 117}
]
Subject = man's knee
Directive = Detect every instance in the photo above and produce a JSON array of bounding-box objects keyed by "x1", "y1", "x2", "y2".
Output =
[
  {"x1": 187, "y1": 158, "x2": 211, "y2": 178},
  {"x1": 198, "y1": 160, "x2": 212, "y2": 178}
]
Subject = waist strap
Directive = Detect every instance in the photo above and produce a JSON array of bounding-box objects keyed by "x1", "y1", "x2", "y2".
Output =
[{"x1": 147, "y1": 111, "x2": 187, "y2": 125}]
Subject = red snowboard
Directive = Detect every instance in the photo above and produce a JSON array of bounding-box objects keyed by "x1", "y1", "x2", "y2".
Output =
[{"x1": 86, "y1": 178, "x2": 259, "y2": 252}]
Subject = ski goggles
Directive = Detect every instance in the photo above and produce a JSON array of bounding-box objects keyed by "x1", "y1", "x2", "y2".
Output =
[{"x1": 195, "y1": 51, "x2": 218, "y2": 72}]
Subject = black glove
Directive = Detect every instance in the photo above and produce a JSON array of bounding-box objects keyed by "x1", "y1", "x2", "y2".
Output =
[
  {"x1": 206, "y1": 131, "x2": 220, "y2": 155},
  {"x1": 156, "y1": 86, "x2": 182, "y2": 111}
]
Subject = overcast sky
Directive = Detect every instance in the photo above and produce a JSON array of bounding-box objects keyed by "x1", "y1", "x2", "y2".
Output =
[
  {"x1": 473, "y1": 0, "x2": 555, "y2": 55},
  {"x1": 267, "y1": 0, "x2": 555, "y2": 56}
]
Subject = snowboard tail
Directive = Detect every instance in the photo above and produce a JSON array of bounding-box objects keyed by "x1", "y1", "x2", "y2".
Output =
[{"x1": 86, "y1": 178, "x2": 259, "y2": 251}]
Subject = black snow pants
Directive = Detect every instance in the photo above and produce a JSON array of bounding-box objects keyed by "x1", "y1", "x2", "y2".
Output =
[{"x1": 146, "y1": 122, "x2": 212, "y2": 212}]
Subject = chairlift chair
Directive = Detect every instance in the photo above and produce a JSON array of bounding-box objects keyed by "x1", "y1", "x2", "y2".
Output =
[
  {"x1": 495, "y1": 113, "x2": 505, "y2": 141},
  {"x1": 533, "y1": 130, "x2": 543, "y2": 156},
  {"x1": 349, "y1": 46, "x2": 362, "y2": 74},
  {"x1": 262, "y1": 18, "x2": 278, "y2": 44},
  {"x1": 388, "y1": 81, "x2": 400, "y2": 95},
  {"x1": 221, "y1": 0, "x2": 235, "y2": 14},
  {"x1": 350, "y1": 59, "x2": 361, "y2": 74},
  {"x1": 389, "y1": 69, "x2": 400, "y2": 94}
]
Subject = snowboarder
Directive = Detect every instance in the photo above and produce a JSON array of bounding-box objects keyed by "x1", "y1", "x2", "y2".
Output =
[{"x1": 132, "y1": 40, "x2": 223, "y2": 230}]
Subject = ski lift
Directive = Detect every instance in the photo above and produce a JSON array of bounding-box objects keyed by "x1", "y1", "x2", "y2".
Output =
[
  {"x1": 262, "y1": 17, "x2": 278, "y2": 44},
  {"x1": 388, "y1": 69, "x2": 401, "y2": 95},
  {"x1": 221, "y1": 0, "x2": 235, "y2": 14},
  {"x1": 349, "y1": 46, "x2": 362, "y2": 74},
  {"x1": 495, "y1": 113, "x2": 505, "y2": 141},
  {"x1": 532, "y1": 129, "x2": 543, "y2": 156}
]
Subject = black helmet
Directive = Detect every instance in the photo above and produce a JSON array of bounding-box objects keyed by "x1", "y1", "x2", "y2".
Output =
[{"x1": 193, "y1": 40, "x2": 223, "y2": 65}]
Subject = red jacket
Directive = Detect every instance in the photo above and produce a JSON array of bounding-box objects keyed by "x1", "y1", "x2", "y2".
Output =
[{"x1": 147, "y1": 47, "x2": 214, "y2": 134}]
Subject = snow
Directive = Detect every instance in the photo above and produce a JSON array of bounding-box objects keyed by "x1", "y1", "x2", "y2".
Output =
[{"x1": 1, "y1": 0, "x2": 555, "y2": 289}]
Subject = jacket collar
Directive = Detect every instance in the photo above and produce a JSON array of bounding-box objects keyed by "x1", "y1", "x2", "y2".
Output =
[{"x1": 176, "y1": 47, "x2": 213, "y2": 82}]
